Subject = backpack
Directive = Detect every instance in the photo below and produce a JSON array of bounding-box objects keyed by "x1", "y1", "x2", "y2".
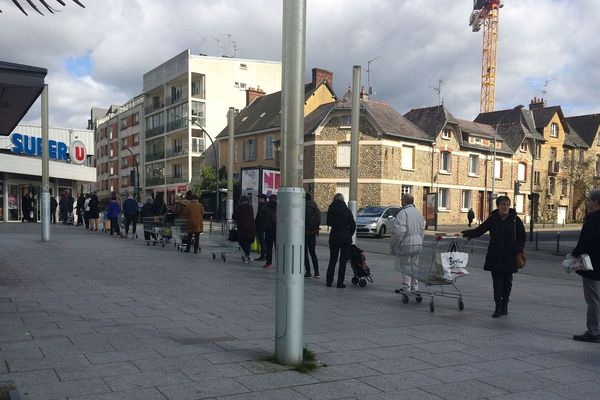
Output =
[{"x1": 306, "y1": 203, "x2": 321, "y2": 231}]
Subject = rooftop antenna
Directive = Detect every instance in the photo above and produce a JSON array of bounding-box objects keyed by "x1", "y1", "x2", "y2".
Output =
[
  {"x1": 431, "y1": 77, "x2": 446, "y2": 105},
  {"x1": 210, "y1": 36, "x2": 222, "y2": 56},
  {"x1": 366, "y1": 55, "x2": 381, "y2": 95}
]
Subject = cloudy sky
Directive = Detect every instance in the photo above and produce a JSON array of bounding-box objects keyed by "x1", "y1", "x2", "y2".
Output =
[{"x1": 2, "y1": 0, "x2": 599, "y2": 129}]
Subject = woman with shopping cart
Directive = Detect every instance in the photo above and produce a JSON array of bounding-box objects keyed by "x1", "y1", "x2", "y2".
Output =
[{"x1": 462, "y1": 195, "x2": 526, "y2": 318}]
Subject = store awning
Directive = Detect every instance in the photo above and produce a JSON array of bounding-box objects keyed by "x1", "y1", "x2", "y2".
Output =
[{"x1": 0, "y1": 61, "x2": 47, "y2": 136}]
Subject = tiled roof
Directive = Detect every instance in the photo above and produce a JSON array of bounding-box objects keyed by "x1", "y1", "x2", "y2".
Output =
[
  {"x1": 531, "y1": 106, "x2": 563, "y2": 129},
  {"x1": 403, "y1": 105, "x2": 459, "y2": 141},
  {"x1": 474, "y1": 108, "x2": 544, "y2": 152},
  {"x1": 362, "y1": 101, "x2": 431, "y2": 142},
  {"x1": 565, "y1": 114, "x2": 600, "y2": 147},
  {"x1": 457, "y1": 118, "x2": 513, "y2": 155}
]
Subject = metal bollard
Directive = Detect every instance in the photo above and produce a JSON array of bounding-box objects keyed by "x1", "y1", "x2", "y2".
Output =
[
  {"x1": 535, "y1": 231, "x2": 539, "y2": 251},
  {"x1": 556, "y1": 232, "x2": 560, "y2": 255}
]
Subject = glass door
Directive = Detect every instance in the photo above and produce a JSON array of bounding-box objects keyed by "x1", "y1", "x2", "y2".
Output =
[{"x1": 7, "y1": 184, "x2": 19, "y2": 222}]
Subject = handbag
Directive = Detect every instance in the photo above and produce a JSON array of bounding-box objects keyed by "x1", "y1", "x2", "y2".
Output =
[
  {"x1": 514, "y1": 218, "x2": 526, "y2": 269},
  {"x1": 228, "y1": 228, "x2": 238, "y2": 242}
]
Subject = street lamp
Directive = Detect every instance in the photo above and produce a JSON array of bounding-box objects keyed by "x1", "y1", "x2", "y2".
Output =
[
  {"x1": 121, "y1": 146, "x2": 140, "y2": 202},
  {"x1": 490, "y1": 104, "x2": 524, "y2": 212}
]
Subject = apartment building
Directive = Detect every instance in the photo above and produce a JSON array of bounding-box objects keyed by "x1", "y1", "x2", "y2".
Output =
[{"x1": 142, "y1": 50, "x2": 281, "y2": 206}]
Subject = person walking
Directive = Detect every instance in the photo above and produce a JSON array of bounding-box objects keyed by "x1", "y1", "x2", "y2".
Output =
[
  {"x1": 233, "y1": 195, "x2": 256, "y2": 263},
  {"x1": 122, "y1": 192, "x2": 139, "y2": 238},
  {"x1": 462, "y1": 195, "x2": 525, "y2": 318},
  {"x1": 21, "y1": 192, "x2": 32, "y2": 222},
  {"x1": 88, "y1": 193, "x2": 100, "y2": 231},
  {"x1": 141, "y1": 196, "x2": 156, "y2": 241},
  {"x1": 391, "y1": 193, "x2": 425, "y2": 294},
  {"x1": 83, "y1": 193, "x2": 91, "y2": 229},
  {"x1": 181, "y1": 195, "x2": 204, "y2": 253},
  {"x1": 325, "y1": 193, "x2": 356, "y2": 288},
  {"x1": 467, "y1": 208, "x2": 475, "y2": 227},
  {"x1": 76, "y1": 193, "x2": 85, "y2": 226},
  {"x1": 571, "y1": 189, "x2": 600, "y2": 342},
  {"x1": 304, "y1": 193, "x2": 321, "y2": 278},
  {"x1": 262, "y1": 194, "x2": 278, "y2": 269},
  {"x1": 50, "y1": 193, "x2": 58, "y2": 224},
  {"x1": 254, "y1": 194, "x2": 268, "y2": 261},
  {"x1": 106, "y1": 192, "x2": 121, "y2": 236}
]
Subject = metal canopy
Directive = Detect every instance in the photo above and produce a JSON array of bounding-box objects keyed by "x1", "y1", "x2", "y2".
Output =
[{"x1": 0, "y1": 61, "x2": 47, "y2": 136}]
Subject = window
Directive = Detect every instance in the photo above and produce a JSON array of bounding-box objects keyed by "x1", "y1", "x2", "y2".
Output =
[
  {"x1": 561, "y1": 179, "x2": 568, "y2": 197},
  {"x1": 494, "y1": 159, "x2": 503, "y2": 179},
  {"x1": 548, "y1": 177, "x2": 555, "y2": 195},
  {"x1": 339, "y1": 115, "x2": 351, "y2": 127},
  {"x1": 534, "y1": 171, "x2": 541, "y2": 185},
  {"x1": 468, "y1": 154, "x2": 479, "y2": 175},
  {"x1": 461, "y1": 190, "x2": 472, "y2": 210},
  {"x1": 336, "y1": 183, "x2": 349, "y2": 203},
  {"x1": 191, "y1": 101, "x2": 206, "y2": 127},
  {"x1": 536, "y1": 143, "x2": 542, "y2": 159},
  {"x1": 121, "y1": 157, "x2": 128, "y2": 168},
  {"x1": 172, "y1": 164, "x2": 183, "y2": 178},
  {"x1": 240, "y1": 63, "x2": 247, "y2": 70},
  {"x1": 439, "y1": 151, "x2": 451, "y2": 173},
  {"x1": 192, "y1": 75, "x2": 205, "y2": 98},
  {"x1": 515, "y1": 195, "x2": 525, "y2": 213},
  {"x1": 242, "y1": 139, "x2": 256, "y2": 161},
  {"x1": 132, "y1": 134, "x2": 139, "y2": 146},
  {"x1": 121, "y1": 176, "x2": 129, "y2": 187},
  {"x1": 401, "y1": 185, "x2": 412, "y2": 195},
  {"x1": 550, "y1": 122, "x2": 559, "y2": 138},
  {"x1": 170, "y1": 85, "x2": 183, "y2": 103},
  {"x1": 191, "y1": 137, "x2": 205, "y2": 154},
  {"x1": 580, "y1": 150, "x2": 586, "y2": 163},
  {"x1": 401, "y1": 146, "x2": 415, "y2": 170},
  {"x1": 519, "y1": 142, "x2": 527, "y2": 152},
  {"x1": 264, "y1": 135, "x2": 274, "y2": 159},
  {"x1": 337, "y1": 142, "x2": 351, "y2": 167},
  {"x1": 517, "y1": 162, "x2": 527, "y2": 182},
  {"x1": 120, "y1": 118, "x2": 127, "y2": 130},
  {"x1": 550, "y1": 147, "x2": 557, "y2": 162},
  {"x1": 441, "y1": 129, "x2": 452, "y2": 139},
  {"x1": 596, "y1": 155, "x2": 600, "y2": 178},
  {"x1": 132, "y1": 112, "x2": 139, "y2": 126},
  {"x1": 438, "y1": 188, "x2": 450, "y2": 209},
  {"x1": 563, "y1": 149, "x2": 570, "y2": 164},
  {"x1": 121, "y1": 137, "x2": 128, "y2": 148}
]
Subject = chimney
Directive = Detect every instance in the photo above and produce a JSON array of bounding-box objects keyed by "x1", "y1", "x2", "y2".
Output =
[
  {"x1": 246, "y1": 86, "x2": 266, "y2": 106},
  {"x1": 311, "y1": 68, "x2": 333, "y2": 87},
  {"x1": 359, "y1": 86, "x2": 369, "y2": 100},
  {"x1": 529, "y1": 96, "x2": 546, "y2": 110}
]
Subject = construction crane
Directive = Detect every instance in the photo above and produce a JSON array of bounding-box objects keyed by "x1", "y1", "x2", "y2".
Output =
[{"x1": 470, "y1": 0, "x2": 503, "y2": 113}]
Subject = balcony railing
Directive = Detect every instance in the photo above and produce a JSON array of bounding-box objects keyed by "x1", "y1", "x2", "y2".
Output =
[
  {"x1": 166, "y1": 174, "x2": 188, "y2": 184},
  {"x1": 145, "y1": 151, "x2": 165, "y2": 162},
  {"x1": 145, "y1": 176, "x2": 164, "y2": 187},
  {"x1": 191, "y1": 139, "x2": 205, "y2": 155},
  {"x1": 165, "y1": 146, "x2": 188, "y2": 159},
  {"x1": 165, "y1": 94, "x2": 188, "y2": 107},
  {"x1": 144, "y1": 102, "x2": 163, "y2": 114},
  {"x1": 166, "y1": 119, "x2": 188, "y2": 133},
  {"x1": 145, "y1": 125, "x2": 165, "y2": 138}
]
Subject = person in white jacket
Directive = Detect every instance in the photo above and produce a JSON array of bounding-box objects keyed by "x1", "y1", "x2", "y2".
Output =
[{"x1": 391, "y1": 193, "x2": 425, "y2": 292}]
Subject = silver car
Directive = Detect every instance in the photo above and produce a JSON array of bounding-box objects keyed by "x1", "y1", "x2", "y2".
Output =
[{"x1": 356, "y1": 206, "x2": 401, "y2": 238}]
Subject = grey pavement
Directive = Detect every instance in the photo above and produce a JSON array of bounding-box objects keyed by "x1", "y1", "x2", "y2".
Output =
[{"x1": 0, "y1": 222, "x2": 598, "y2": 400}]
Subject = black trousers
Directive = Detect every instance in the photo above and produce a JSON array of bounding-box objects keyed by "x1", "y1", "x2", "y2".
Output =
[
  {"x1": 491, "y1": 271, "x2": 513, "y2": 304},
  {"x1": 304, "y1": 234, "x2": 319, "y2": 273},
  {"x1": 125, "y1": 214, "x2": 138, "y2": 234},
  {"x1": 51, "y1": 208, "x2": 57, "y2": 223},
  {"x1": 256, "y1": 230, "x2": 266, "y2": 258},
  {"x1": 110, "y1": 217, "x2": 120, "y2": 235},
  {"x1": 186, "y1": 232, "x2": 200, "y2": 253},
  {"x1": 265, "y1": 229, "x2": 276, "y2": 265},
  {"x1": 327, "y1": 242, "x2": 350, "y2": 287}
]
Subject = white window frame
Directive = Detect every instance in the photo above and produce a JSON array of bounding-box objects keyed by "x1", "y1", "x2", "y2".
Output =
[
  {"x1": 494, "y1": 159, "x2": 503, "y2": 179},
  {"x1": 339, "y1": 115, "x2": 351, "y2": 128},
  {"x1": 550, "y1": 122, "x2": 559, "y2": 138},
  {"x1": 517, "y1": 162, "x2": 527, "y2": 182},
  {"x1": 519, "y1": 143, "x2": 527, "y2": 152},
  {"x1": 336, "y1": 142, "x2": 351, "y2": 167},
  {"x1": 515, "y1": 194, "x2": 525, "y2": 213},
  {"x1": 438, "y1": 188, "x2": 450, "y2": 210},
  {"x1": 441, "y1": 129, "x2": 452, "y2": 139},
  {"x1": 461, "y1": 190, "x2": 472, "y2": 211},
  {"x1": 440, "y1": 151, "x2": 451, "y2": 173},
  {"x1": 468, "y1": 154, "x2": 479, "y2": 176},
  {"x1": 401, "y1": 145, "x2": 415, "y2": 170},
  {"x1": 401, "y1": 185, "x2": 412, "y2": 195}
]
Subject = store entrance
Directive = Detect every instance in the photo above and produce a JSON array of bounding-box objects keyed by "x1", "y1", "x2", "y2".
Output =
[{"x1": 7, "y1": 184, "x2": 41, "y2": 222}]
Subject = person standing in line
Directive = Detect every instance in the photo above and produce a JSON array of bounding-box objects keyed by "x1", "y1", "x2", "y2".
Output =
[
  {"x1": 262, "y1": 194, "x2": 278, "y2": 269},
  {"x1": 462, "y1": 195, "x2": 525, "y2": 318},
  {"x1": 141, "y1": 196, "x2": 156, "y2": 241},
  {"x1": 391, "y1": 193, "x2": 425, "y2": 294},
  {"x1": 304, "y1": 193, "x2": 321, "y2": 278},
  {"x1": 571, "y1": 189, "x2": 600, "y2": 342},
  {"x1": 106, "y1": 192, "x2": 121, "y2": 236},
  {"x1": 182, "y1": 195, "x2": 204, "y2": 254},
  {"x1": 122, "y1": 192, "x2": 139, "y2": 238},
  {"x1": 21, "y1": 192, "x2": 31, "y2": 223},
  {"x1": 153, "y1": 192, "x2": 166, "y2": 216},
  {"x1": 50, "y1": 193, "x2": 58, "y2": 224},
  {"x1": 467, "y1": 208, "x2": 475, "y2": 227},
  {"x1": 254, "y1": 194, "x2": 268, "y2": 262},
  {"x1": 76, "y1": 193, "x2": 85, "y2": 226},
  {"x1": 83, "y1": 193, "x2": 91, "y2": 229},
  {"x1": 88, "y1": 193, "x2": 100, "y2": 231},
  {"x1": 66, "y1": 191, "x2": 75, "y2": 224},
  {"x1": 59, "y1": 191, "x2": 69, "y2": 224},
  {"x1": 233, "y1": 195, "x2": 256, "y2": 263},
  {"x1": 325, "y1": 193, "x2": 356, "y2": 288}
]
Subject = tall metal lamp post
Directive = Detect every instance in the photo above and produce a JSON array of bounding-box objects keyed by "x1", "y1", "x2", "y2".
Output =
[{"x1": 121, "y1": 146, "x2": 140, "y2": 202}]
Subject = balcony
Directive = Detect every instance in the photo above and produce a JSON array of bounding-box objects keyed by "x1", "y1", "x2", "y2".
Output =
[
  {"x1": 144, "y1": 102, "x2": 163, "y2": 114},
  {"x1": 146, "y1": 125, "x2": 165, "y2": 138},
  {"x1": 165, "y1": 94, "x2": 188, "y2": 107},
  {"x1": 191, "y1": 139, "x2": 205, "y2": 155},
  {"x1": 548, "y1": 161, "x2": 560, "y2": 175},
  {"x1": 165, "y1": 146, "x2": 188, "y2": 159},
  {"x1": 166, "y1": 174, "x2": 188, "y2": 184},
  {"x1": 166, "y1": 119, "x2": 188, "y2": 133},
  {"x1": 145, "y1": 176, "x2": 164, "y2": 187},
  {"x1": 146, "y1": 151, "x2": 165, "y2": 162}
]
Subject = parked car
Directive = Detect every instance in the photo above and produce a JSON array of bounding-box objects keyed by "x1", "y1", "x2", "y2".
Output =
[{"x1": 356, "y1": 205, "x2": 401, "y2": 238}]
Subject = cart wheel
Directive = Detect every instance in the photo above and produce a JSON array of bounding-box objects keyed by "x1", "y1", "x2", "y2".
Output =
[
  {"x1": 146, "y1": 242, "x2": 150, "y2": 246},
  {"x1": 458, "y1": 299, "x2": 464, "y2": 311},
  {"x1": 415, "y1": 294, "x2": 423, "y2": 303},
  {"x1": 212, "y1": 253, "x2": 216, "y2": 259},
  {"x1": 429, "y1": 301, "x2": 435, "y2": 313},
  {"x1": 351, "y1": 277, "x2": 359, "y2": 285},
  {"x1": 402, "y1": 294, "x2": 409, "y2": 304},
  {"x1": 359, "y1": 279, "x2": 367, "y2": 288}
]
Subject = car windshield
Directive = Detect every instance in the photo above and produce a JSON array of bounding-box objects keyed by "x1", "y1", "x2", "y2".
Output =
[{"x1": 357, "y1": 207, "x2": 385, "y2": 217}]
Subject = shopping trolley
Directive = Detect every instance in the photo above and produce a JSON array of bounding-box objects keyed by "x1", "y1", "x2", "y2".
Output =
[{"x1": 142, "y1": 215, "x2": 172, "y2": 247}]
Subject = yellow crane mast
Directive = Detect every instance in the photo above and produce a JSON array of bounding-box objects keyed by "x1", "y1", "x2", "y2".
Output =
[{"x1": 470, "y1": 0, "x2": 503, "y2": 113}]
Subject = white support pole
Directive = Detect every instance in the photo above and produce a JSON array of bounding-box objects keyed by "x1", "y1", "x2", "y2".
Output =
[
  {"x1": 41, "y1": 84, "x2": 50, "y2": 242},
  {"x1": 349, "y1": 66, "x2": 361, "y2": 244},
  {"x1": 275, "y1": 0, "x2": 306, "y2": 366}
]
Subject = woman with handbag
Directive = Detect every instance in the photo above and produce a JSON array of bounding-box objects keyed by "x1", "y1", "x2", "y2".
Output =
[{"x1": 462, "y1": 196, "x2": 526, "y2": 318}]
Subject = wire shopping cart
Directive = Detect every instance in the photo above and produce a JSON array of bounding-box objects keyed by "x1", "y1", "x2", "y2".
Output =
[
  {"x1": 142, "y1": 215, "x2": 172, "y2": 247},
  {"x1": 394, "y1": 236, "x2": 470, "y2": 312}
]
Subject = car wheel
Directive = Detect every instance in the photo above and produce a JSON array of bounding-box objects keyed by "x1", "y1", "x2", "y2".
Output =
[{"x1": 377, "y1": 225, "x2": 386, "y2": 238}]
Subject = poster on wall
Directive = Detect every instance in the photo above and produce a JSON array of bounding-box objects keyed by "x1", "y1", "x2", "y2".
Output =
[
  {"x1": 241, "y1": 169, "x2": 260, "y2": 192},
  {"x1": 262, "y1": 169, "x2": 280, "y2": 196},
  {"x1": 426, "y1": 193, "x2": 437, "y2": 229}
]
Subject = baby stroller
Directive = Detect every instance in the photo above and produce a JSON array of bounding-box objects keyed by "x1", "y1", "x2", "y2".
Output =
[{"x1": 349, "y1": 244, "x2": 373, "y2": 287}]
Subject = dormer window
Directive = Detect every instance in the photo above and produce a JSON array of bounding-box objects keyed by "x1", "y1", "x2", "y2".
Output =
[
  {"x1": 519, "y1": 143, "x2": 528, "y2": 152},
  {"x1": 550, "y1": 123, "x2": 559, "y2": 138},
  {"x1": 441, "y1": 129, "x2": 452, "y2": 139},
  {"x1": 340, "y1": 115, "x2": 351, "y2": 127}
]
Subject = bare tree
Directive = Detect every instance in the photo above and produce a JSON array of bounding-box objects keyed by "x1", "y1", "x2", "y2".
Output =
[
  {"x1": 561, "y1": 155, "x2": 600, "y2": 221},
  {"x1": 1, "y1": 0, "x2": 85, "y2": 16}
]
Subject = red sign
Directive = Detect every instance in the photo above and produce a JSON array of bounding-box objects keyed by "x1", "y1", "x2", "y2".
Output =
[
  {"x1": 178, "y1": 185, "x2": 187, "y2": 192},
  {"x1": 70, "y1": 141, "x2": 86, "y2": 165}
]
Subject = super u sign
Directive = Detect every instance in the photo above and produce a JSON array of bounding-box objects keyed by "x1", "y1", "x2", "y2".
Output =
[{"x1": 70, "y1": 141, "x2": 87, "y2": 165}]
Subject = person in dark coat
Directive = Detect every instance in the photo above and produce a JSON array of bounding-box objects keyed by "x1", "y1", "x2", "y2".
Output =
[
  {"x1": 59, "y1": 191, "x2": 69, "y2": 223},
  {"x1": 122, "y1": 193, "x2": 139, "y2": 238},
  {"x1": 571, "y1": 189, "x2": 600, "y2": 342},
  {"x1": 304, "y1": 193, "x2": 321, "y2": 278},
  {"x1": 50, "y1": 193, "x2": 58, "y2": 224},
  {"x1": 153, "y1": 192, "x2": 166, "y2": 216},
  {"x1": 88, "y1": 193, "x2": 100, "y2": 231},
  {"x1": 262, "y1": 194, "x2": 278, "y2": 269},
  {"x1": 76, "y1": 193, "x2": 85, "y2": 226},
  {"x1": 106, "y1": 192, "x2": 121, "y2": 236},
  {"x1": 141, "y1": 196, "x2": 157, "y2": 241},
  {"x1": 254, "y1": 194, "x2": 268, "y2": 261},
  {"x1": 66, "y1": 191, "x2": 75, "y2": 224},
  {"x1": 21, "y1": 192, "x2": 32, "y2": 222},
  {"x1": 467, "y1": 208, "x2": 475, "y2": 227},
  {"x1": 233, "y1": 195, "x2": 256, "y2": 263},
  {"x1": 325, "y1": 193, "x2": 356, "y2": 288},
  {"x1": 462, "y1": 195, "x2": 525, "y2": 318}
]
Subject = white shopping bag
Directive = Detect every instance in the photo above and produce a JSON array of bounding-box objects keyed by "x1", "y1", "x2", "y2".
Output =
[{"x1": 440, "y1": 251, "x2": 469, "y2": 280}]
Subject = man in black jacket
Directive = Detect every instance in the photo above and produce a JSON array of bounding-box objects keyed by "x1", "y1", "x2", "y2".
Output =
[
  {"x1": 254, "y1": 194, "x2": 268, "y2": 261},
  {"x1": 571, "y1": 189, "x2": 600, "y2": 342},
  {"x1": 325, "y1": 193, "x2": 356, "y2": 288}
]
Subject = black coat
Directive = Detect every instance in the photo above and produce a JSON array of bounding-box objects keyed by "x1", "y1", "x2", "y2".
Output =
[
  {"x1": 255, "y1": 203, "x2": 268, "y2": 231},
  {"x1": 326, "y1": 199, "x2": 356, "y2": 245},
  {"x1": 572, "y1": 209, "x2": 600, "y2": 281},
  {"x1": 462, "y1": 208, "x2": 525, "y2": 273},
  {"x1": 233, "y1": 201, "x2": 256, "y2": 243}
]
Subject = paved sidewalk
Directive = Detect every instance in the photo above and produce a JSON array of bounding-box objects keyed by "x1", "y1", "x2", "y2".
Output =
[{"x1": 1, "y1": 223, "x2": 599, "y2": 400}]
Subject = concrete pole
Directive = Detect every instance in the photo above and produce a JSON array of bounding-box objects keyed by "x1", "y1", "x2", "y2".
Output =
[
  {"x1": 41, "y1": 84, "x2": 50, "y2": 242},
  {"x1": 275, "y1": 0, "x2": 306, "y2": 366},
  {"x1": 227, "y1": 107, "x2": 235, "y2": 222},
  {"x1": 349, "y1": 66, "x2": 361, "y2": 244}
]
